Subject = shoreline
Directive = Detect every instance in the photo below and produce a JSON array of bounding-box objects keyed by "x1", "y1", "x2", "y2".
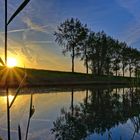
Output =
[
  {"x1": 0, "y1": 80, "x2": 136, "y2": 88},
  {"x1": 0, "y1": 67, "x2": 139, "y2": 88}
]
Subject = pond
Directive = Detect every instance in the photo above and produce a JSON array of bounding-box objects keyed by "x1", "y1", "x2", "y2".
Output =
[{"x1": 0, "y1": 86, "x2": 140, "y2": 140}]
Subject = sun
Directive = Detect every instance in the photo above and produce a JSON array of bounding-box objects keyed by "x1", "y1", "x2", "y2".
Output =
[{"x1": 7, "y1": 58, "x2": 17, "y2": 68}]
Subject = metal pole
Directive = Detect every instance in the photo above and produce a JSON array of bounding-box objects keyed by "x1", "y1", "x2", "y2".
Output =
[
  {"x1": 5, "y1": 0, "x2": 10, "y2": 140},
  {"x1": 5, "y1": 0, "x2": 7, "y2": 65},
  {"x1": 6, "y1": 87, "x2": 10, "y2": 140}
]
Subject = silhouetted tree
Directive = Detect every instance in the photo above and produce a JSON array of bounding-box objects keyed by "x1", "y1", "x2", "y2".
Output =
[
  {"x1": 127, "y1": 47, "x2": 135, "y2": 77},
  {"x1": 132, "y1": 48, "x2": 140, "y2": 78},
  {"x1": 80, "y1": 30, "x2": 90, "y2": 74},
  {"x1": 120, "y1": 42, "x2": 128, "y2": 77},
  {"x1": 54, "y1": 18, "x2": 87, "y2": 72},
  {"x1": 55, "y1": 18, "x2": 140, "y2": 77},
  {"x1": 87, "y1": 31, "x2": 113, "y2": 75},
  {"x1": 112, "y1": 40, "x2": 122, "y2": 76},
  {"x1": 85, "y1": 32, "x2": 96, "y2": 74}
]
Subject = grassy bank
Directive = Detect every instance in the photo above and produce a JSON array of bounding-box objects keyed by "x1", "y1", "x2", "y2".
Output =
[{"x1": 0, "y1": 67, "x2": 139, "y2": 87}]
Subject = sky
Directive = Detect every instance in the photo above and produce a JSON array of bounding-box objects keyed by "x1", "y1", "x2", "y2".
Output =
[{"x1": 0, "y1": 0, "x2": 140, "y2": 72}]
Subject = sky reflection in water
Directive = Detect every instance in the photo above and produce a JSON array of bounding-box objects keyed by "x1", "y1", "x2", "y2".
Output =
[{"x1": 0, "y1": 87, "x2": 140, "y2": 140}]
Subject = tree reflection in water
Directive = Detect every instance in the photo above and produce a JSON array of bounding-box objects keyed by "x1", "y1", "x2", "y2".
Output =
[{"x1": 52, "y1": 88, "x2": 140, "y2": 140}]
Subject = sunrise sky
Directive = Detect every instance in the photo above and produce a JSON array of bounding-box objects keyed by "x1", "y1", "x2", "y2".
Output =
[{"x1": 0, "y1": 0, "x2": 140, "y2": 72}]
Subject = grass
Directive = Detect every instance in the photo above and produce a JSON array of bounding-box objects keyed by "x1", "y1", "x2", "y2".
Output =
[{"x1": 0, "y1": 66, "x2": 139, "y2": 87}]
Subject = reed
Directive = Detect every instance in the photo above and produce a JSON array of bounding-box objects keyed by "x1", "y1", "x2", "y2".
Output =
[
  {"x1": 4, "y1": 1, "x2": 30, "y2": 140},
  {"x1": 25, "y1": 93, "x2": 35, "y2": 140}
]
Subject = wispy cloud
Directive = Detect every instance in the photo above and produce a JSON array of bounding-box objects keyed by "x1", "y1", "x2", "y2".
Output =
[
  {"x1": 123, "y1": 22, "x2": 140, "y2": 45},
  {"x1": 116, "y1": 0, "x2": 139, "y2": 17},
  {"x1": 28, "y1": 41, "x2": 53, "y2": 44},
  {"x1": 0, "y1": 29, "x2": 29, "y2": 34},
  {"x1": 116, "y1": 0, "x2": 140, "y2": 46},
  {"x1": 0, "y1": 0, "x2": 84, "y2": 72},
  {"x1": 0, "y1": 29, "x2": 70, "y2": 71},
  {"x1": 23, "y1": 17, "x2": 47, "y2": 33},
  {"x1": 0, "y1": 24, "x2": 54, "y2": 34}
]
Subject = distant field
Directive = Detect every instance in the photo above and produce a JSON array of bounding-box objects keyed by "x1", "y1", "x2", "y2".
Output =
[{"x1": 0, "y1": 66, "x2": 139, "y2": 87}]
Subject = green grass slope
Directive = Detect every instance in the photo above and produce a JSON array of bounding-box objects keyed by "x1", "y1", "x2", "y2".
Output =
[{"x1": 0, "y1": 66, "x2": 139, "y2": 87}]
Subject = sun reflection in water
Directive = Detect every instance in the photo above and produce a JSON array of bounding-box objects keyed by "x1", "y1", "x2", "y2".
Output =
[{"x1": 3, "y1": 95, "x2": 14, "y2": 104}]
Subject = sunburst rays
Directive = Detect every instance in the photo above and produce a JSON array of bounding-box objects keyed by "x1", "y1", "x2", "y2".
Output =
[{"x1": 0, "y1": 67, "x2": 26, "y2": 87}]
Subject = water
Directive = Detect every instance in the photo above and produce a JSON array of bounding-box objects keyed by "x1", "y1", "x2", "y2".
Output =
[{"x1": 0, "y1": 86, "x2": 140, "y2": 140}]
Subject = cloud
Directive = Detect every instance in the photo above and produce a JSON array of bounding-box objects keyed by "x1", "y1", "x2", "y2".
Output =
[
  {"x1": 23, "y1": 17, "x2": 47, "y2": 33},
  {"x1": 0, "y1": 31, "x2": 35, "y2": 65},
  {"x1": 17, "y1": 17, "x2": 55, "y2": 47},
  {"x1": 116, "y1": 0, "x2": 140, "y2": 46},
  {"x1": 0, "y1": 25, "x2": 53, "y2": 34},
  {"x1": 123, "y1": 22, "x2": 140, "y2": 45},
  {"x1": 8, "y1": 48, "x2": 18, "y2": 55},
  {"x1": 0, "y1": 32, "x2": 5, "y2": 44},
  {"x1": 28, "y1": 41, "x2": 53, "y2": 44},
  {"x1": 116, "y1": 0, "x2": 139, "y2": 17},
  {"x1": 0, "y1": 0, "x2": 85, "y2": 72}
]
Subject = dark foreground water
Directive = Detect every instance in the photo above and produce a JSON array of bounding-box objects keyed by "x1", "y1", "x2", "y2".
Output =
[{"x1": 0, "y1": 86, "x2": 140, "y2": 140}]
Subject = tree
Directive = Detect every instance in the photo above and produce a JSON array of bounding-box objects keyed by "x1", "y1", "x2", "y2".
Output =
[
  {"x1": 79, "y1": 30, "x2": 97, "y2": 74},
  {"x1": 103, "y1": 36, "x2": 114, "y2": 75},
  {"x1": 120, "y1": 42, "x2": 128, "y2": 77},
  {"x1": 77, "y1": 27, "x2": 89, "y2": 74},
  {"x1": 85, "y1": 32, "x2": 96, "y2": 74},
  {"x1": 112, "y1": 40, "x2": 122, "y2": 76},
  {"x1": 126, "y1": 47, "x2": 135, "y2": 77},
  {"x1": 87, "y1": 31, "x2": 112, "y2": 76},
  {"x1": 55, "y1": 18, "x2": 140, "y2": 77},
  {"x1": 132, "y1": 49, "x2": 140, "y2": 78},
  {"x1": 54, "y1": 18, "x2": 87, "y2": 72}
]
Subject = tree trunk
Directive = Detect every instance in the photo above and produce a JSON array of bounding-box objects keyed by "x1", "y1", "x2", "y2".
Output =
[
  {"x1": 72, "y1": 46, "x2": 75, "y2": 72},
  {"x1": 129, "y1": 65, "x2": 131, "y2": 78},
  {"x1": 85, "y1": 55, "x2": 88, "y2": 74},
  {"x1": 130, "y1": 70, "x2": 131, "y2": 78},
  {"x1": 107, "y1": 68, "x2": 109, "y2": 76},
  {"x1": 135, "y1": 67, "x2": 137, "y2": 78},
  {"x1": 86, "y1": 61, "x2": 88, "y2": 74},
  {"x1": 71, "y1": 89, "x2": 74, "y2": 115},
  {"x1": 85, "y1": 90, "x2": 88, "y2": 109},
  {"x1": 115, "y1": 63, "x2": 118, "y2": 76},
  {"x1": 107, "y1": 62, "x2": 110, "y2": 76},
  {"x1": 122, "y1": 65, "x2": 124, "y2": 77},
  {"x1": 98, "y1": 61, "x2": 100, "y2": 76}
]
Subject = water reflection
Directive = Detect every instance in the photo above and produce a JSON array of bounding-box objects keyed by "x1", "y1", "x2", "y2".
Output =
[
  {"x1": 1, "y1": 87, "x2": 140, "y2": 139},
  {"x1": 52, "y1": 87, "x2": 140, "y2": 140},
  {"x1": 2, "y1": 95, "x2": 14, "y2": 104}
]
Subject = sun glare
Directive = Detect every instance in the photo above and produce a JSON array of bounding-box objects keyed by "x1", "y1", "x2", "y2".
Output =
[
  {"x1": 7, "y1": 58, "x2": 17, "y2": 68},
  {"x1": 2, "y1": 95, "x2": 14, "y2": 104}
]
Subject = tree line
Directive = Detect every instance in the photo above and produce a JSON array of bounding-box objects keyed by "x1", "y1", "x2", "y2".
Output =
[{"x1": 54, "y1": 18, "x2": 140, "y2": 77}]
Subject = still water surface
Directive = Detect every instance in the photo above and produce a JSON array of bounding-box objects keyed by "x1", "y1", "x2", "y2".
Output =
[{"x1": 0, "y1": 86, "x2": 140, "y2": 140}]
